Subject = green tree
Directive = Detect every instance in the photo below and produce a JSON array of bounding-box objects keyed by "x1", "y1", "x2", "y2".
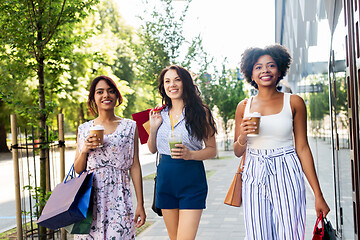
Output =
[
  {"x1": 198, "y1": 61, "x2": 246, "y2": 150},
  {"x1": 54, "y1": 0, "x2": 136, "y2": 132},
  {"x1": 133, "y1": 0, "x2": 208, "y2": 112},
  {"x1": 0, "y1": 1, "x2": 98, "y2": 237}
]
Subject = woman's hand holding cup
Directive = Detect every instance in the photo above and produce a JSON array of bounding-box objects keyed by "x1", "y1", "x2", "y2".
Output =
[
  {"x1": 240, "y1": 112, "x2": 261, "y2": 139},
  {"x1": 83, "y1": 125, "x2": 105, "y2": 153}
]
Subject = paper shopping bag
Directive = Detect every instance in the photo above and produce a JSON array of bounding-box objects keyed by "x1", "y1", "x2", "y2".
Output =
[
  {"x1": 132, "y1": 109, "x2": 151, "y2": 144},
  {"x1": 132, "y1": 105, "x2": 165, "y2": 144},
  {"x1": 37, "y1": 165, "x2": 93, "y2": 230},
  {"x1": 64, "y1": 198, "x2": 93, "y2": 234},
  {"x1": 312, "y1": 215, "x2": 324, "y2": 240}
]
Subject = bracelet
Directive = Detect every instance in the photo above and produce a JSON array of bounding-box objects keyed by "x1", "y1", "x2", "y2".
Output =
[{"x1": 236, "y1": 139, "x2": 247, "y2": 146}]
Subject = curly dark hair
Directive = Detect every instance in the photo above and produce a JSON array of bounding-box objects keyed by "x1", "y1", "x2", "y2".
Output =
[
  {"x1": 158, "y1": 65, "x2": 217, "y2": 141},
  {"x1": 240, "y1": 44, "x2": 292, "y2": 89},
  {"x1": 87, "y1": 76, "x2": 123, "y2": 116}
]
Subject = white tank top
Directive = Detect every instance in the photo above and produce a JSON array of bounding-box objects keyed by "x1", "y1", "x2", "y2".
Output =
[{"x1": 244, "y1": 93, "x2": 294, "y2": 149}]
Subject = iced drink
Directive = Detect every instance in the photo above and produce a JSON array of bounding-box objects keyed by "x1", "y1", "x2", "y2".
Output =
[
  {"x1": 247, "y1": 112, "x2": 261, "y2": 136},
  {"x1": 89, "y1": 125, "x2": 105, "y2": 147},
  {"x1": 168, "y1": 131, "x2": 182, "y2": 158}
]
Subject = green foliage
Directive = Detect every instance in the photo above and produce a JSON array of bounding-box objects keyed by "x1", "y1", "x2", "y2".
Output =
[
  {"x1": 22, "y1": 185, "x2": 52, "y2": 217},
  {"x1": 0, "y1": 0, "x2": 99, "y2": 127},
  {"x1": 302, "y1": 73, "x2": 347, "y2": 121},
  {"x1": 196, "y1": 60, "x2": 246, "y2": 150},
  {"x1": 133, "y1": 0, "x2": 198, "y2": 111}
]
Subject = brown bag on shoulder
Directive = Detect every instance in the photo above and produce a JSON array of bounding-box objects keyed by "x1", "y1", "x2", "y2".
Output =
[
  {"x1": 224, "y1": 153, "x2": 245, "y2": 207},
  {"x1": 224, "y1": 98, "x2": 247, "y2": 207}
]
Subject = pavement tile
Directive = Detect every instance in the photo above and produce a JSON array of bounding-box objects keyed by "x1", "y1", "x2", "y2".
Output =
[{"x1": 137, "y1": 138, "x2": 345, "y2": 240}]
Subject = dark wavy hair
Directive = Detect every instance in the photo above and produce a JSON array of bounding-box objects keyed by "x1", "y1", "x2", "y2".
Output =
[
  {"x1": 87, "y1": 76, "x2": 123, "y2": 116},
  {"x1": 158, "y1": 65, "x2": 217, "y2": 140},
  {"x1": 240, "y1": 44, "x2": 292, "y2": 89}
]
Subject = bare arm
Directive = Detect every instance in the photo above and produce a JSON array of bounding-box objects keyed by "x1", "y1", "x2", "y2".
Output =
[
  {"x1": 292, "y1": 94, "x2": 330, "y2": 217},
  {"x1": 130, "y1": 127, "x2": 146, "y2": 227},
  {"x1": 147, "y1": 110, "x2": 162, "y2": 154},
  {"x1": 233, "y1": 100, "x2": 248, "y2": 157}
]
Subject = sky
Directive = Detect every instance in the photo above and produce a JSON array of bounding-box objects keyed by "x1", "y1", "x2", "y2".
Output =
[{"x1": 115, "y1": 0, "x2": 276, "y2": 69}]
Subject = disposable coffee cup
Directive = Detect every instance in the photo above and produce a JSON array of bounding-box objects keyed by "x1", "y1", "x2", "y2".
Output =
[
  {"x1": 168, "y1": 131, "x2": 182, "y2": 158},
  {"x1": 247, "y1": 112, "x2": 261, "y2": 136},
  {"x1": 89, "y1": 125, "x2": 105, "y2": 147}
]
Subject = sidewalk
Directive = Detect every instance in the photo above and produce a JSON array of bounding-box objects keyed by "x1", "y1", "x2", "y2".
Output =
[
  {"x1": 0, "y1": 137, "x2": 342, "y2": 239},
  {"x1": 136, "y1": 138, "x2": 338, "y2": 240}
]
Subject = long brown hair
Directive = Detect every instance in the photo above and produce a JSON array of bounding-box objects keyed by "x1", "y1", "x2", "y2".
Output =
[{"x1": 158, "y1": 65, "x2": 217, "y2": 140}]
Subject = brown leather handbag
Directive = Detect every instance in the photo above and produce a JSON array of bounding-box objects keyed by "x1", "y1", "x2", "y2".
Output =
[
  {"x1": 224, "y1": 153, "x2": 245, "y2": 207},
  {"x1": 224, "y1": 98, "x2": 247, "y2": 207}
]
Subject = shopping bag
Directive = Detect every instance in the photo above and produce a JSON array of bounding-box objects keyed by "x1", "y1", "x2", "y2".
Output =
[
  {"x1": 37, "y1": 165, "x2": 93, "y2": 230},
  {"x1": 312, "y1": 215, "x2": 324, "y2": 240},
  {"x1": 64, "y1": 199, "x2": 93, "y2": 234},
  {"x1": 132, "y1": 105, "x2": 165, "y2": 144},
  {"x1": 312, "y1": 215, "x2": 337, "y2": 240},
  {"x1": 132, "y1": 109, "x2": 151, "y2": 144},
  {"x1": 324, "y1": 217, "x2": 337, "y2": 240}
]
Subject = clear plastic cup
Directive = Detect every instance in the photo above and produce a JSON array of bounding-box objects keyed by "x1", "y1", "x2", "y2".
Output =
[{"x1": 168, "y1": 131, "x2": 182, "y2": 158}]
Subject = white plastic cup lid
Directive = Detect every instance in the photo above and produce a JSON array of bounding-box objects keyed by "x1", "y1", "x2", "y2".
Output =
[{"x1": 90, "y1": 125, "x2": 105, "y2": 131}]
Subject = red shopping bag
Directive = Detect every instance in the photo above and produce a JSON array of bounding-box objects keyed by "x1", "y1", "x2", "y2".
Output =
[
  {"x1": 312, "y1": 215, "x2": 324, "y2": 240},
  {"x1": 132, "y1": 105, "x2": 165, "y2": 144}
]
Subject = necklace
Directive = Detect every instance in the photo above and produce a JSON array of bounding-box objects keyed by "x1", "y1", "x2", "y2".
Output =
[{"x1": 170, "y1": 111, "x2": 182, "y2": 124}]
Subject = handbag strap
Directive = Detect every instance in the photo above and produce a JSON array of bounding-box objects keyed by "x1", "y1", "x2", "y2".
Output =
[{"x1": 237, "y1": 154, "x2": 246, "y2": 173}]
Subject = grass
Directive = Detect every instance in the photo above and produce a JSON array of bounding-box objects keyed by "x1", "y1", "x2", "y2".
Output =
[
  {"x1": 135, "y1": 221, "x2": 154, "y2": 236},
  {"x1": 0, "y1": 227, "x2": 17, "y2": 240},
  {"x1": 143, "y1": 173, "x2": 156, "y2": 181}
]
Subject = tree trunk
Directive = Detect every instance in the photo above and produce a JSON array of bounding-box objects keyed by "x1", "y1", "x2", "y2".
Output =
[
  {"x1": 0, "y1": 124, "x2": 10, "y2": 152},
  {"x1": 37, "y1": 17, "x2": 47, "y2": 238},
  {"x1": 0, "y1": 100, "x2": 10, "y2": 152},
  {"x1": 79, "y1": 103, "x2": 85, "y2": 124}
]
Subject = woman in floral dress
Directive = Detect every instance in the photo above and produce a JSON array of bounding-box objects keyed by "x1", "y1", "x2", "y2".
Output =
[{"x1": 74, "y1": 76, "x2": 146, "y2": 239}]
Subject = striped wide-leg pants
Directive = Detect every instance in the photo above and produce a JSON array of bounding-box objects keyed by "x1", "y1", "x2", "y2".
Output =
[{"x1": 242, "y1": 146, "x2": 306, "y2": 240}]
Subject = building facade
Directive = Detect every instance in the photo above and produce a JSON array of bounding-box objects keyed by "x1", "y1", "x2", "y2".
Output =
[{"x1": 275, "y1": 0, "x2": 359, "y2": 239}]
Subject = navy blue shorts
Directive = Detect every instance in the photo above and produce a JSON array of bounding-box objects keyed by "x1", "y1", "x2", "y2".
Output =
[{"x1": 155, "y1": 154, "x2": 208, "y2": 209}]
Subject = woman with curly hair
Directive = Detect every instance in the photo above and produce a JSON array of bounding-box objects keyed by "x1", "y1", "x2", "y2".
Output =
[
  {"x1": 234, "y1": 45, "x2": 330, "y2": 239},
  {"x1": 147, "y1": 65, "x2": 217, "y2": 240}
]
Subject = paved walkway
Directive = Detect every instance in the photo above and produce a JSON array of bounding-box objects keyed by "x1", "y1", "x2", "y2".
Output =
[
  {"x1": 136, "y1": 137, "x2": 341, "y2": 240},
  {"x1": 1, "y1": 137, "x2": 348, "y2": 239}
]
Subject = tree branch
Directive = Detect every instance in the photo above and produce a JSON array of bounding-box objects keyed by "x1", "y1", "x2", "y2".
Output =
[
  {"x1": 25, "y1": 0, "x2": 38, "y2": 59},
  {"x1": 43, "y1": 0, "x2": 66, "y2": 46}
]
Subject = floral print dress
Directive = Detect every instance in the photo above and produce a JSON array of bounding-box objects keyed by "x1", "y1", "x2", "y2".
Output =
[{"x1": 74, "y1": 118, "x2": 136, "y2": 240}]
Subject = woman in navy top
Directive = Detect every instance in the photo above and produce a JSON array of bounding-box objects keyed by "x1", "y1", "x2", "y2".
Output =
[{"x1": 147, "y1": 65, "x2": 217, "y2": 240}]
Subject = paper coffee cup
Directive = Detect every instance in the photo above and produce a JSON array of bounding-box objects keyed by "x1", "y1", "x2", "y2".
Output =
[
  {"x1": 89, "y1": 125, "x2": 105, "y2": 147},
  {"x1": 247, "y1": 112, "x2": 261, "y2": 136}
]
